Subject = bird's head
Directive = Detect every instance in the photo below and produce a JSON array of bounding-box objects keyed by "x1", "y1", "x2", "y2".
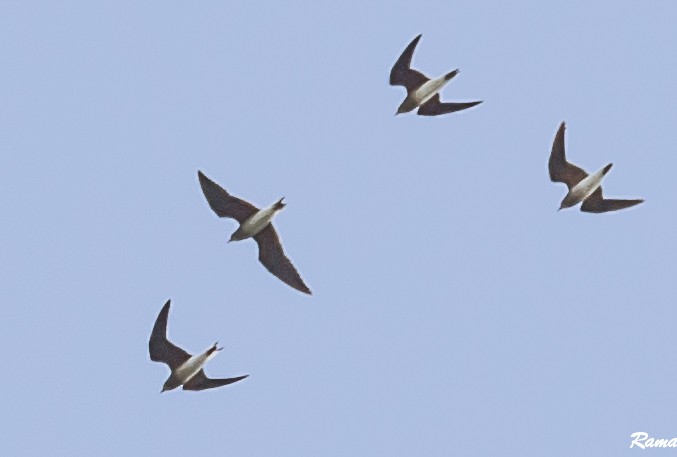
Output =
[
  {"x1": 396, "y1": 98, "x2": 417, "y2": 115},
  {"x1": 558, "y1": 195, "x2": 577, "y2": 211},
  {"x1": 228, "y1": 230, "x2": 245, "y2": 243},
  {"x1": 162, "y1": 377, "x2": 180, "y2": 393}
]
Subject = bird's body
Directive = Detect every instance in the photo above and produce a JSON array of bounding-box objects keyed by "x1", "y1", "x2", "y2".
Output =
[
  {"x1": 149, "y1": 300, "x2": 248, "y2": 393},
  {"x1": 168, "y1": 346, "x2": 221, "y2": 390},
  {"x1": 560, "y1": 164, "x2": 612, "y2": 209},
  {"x1": 548, "y1": 122, "x2": 643, "y2": 213},
  {"x1": 198, "y1": 171, "x2": 311, "y2": 294},
  {"x1": 231, "y1": 201, "x2": 283, "y2": 241},
  {"x1": 390, "y1": 34, "x2": 481, "y2": 116},
  {"x1": 412, "y1": 73, "x2": 454, "y2": 106}
]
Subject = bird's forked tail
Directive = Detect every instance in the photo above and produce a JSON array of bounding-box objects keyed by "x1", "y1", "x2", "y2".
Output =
[
  {"x1": 207, "y1": 342, "x2": 223, "y2": 356},
  {"x1": 274, "y1": 197, "x2": 286, "y2": 211}
]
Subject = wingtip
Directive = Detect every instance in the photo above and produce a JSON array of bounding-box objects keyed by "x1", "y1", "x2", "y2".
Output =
[
  {"x1": 295, "y1": 284, "x2": 312, "y2": 295},
  {"x1": 229, "y1": 374, "x2": 250, "y2": 384},
  {"x1": 159, "y1": 299, "x2": 172, "y2": 316},
  {"x1": 299, "y1": 281, "x2": 312, "y2": 295},
  {"x1": 233, "y1": 374, "x2": 250, "y2": 384}
]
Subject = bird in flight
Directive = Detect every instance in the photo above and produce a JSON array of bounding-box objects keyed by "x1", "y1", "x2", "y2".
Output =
[
  {"x1": 548, "y1": 121, "x2": 643, "y2": 212},
  {"x1": 149, "y1": 300, "x2": 248, "y2": 393},
  {"x1": 390, "y1": 34, "x2": 482, "y2": 116},
  {"x1": 198, "y1": 170, "x2": 312, "y2": 295}
]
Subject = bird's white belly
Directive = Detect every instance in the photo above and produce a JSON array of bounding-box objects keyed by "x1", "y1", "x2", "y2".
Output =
[
  {"x1": 571, "y1": 166, "x2": 606, "y2": 201},
  {"x1": 414, "y1": 76, "x2": 448, "y2": 104},
  {"x1": 240, "y1": 206, "x2": 276, "y2": 237},
  {"x1": 175, "y1": 352, "x2": 211, "y2": 383},
  {"x1": 174, "y1": 350, "x2": 218, "y2": 384}
]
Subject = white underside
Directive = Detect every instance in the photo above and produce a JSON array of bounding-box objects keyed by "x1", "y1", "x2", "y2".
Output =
[
  {"x1": 569, "y1": 166, "x2": 608, "y2": 202},
  {"x1": 174, "y1": 348, "x2": 218, "y2": 384},
  {"x1": 239, "y1": 203, "x2": 279, "y2": 237},
  {"x1": 413, "y1": 75, "x2": 450, "y2": 105}
]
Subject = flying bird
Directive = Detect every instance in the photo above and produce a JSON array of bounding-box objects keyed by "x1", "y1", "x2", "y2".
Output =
[
  {"x1": 149, "y1": 300, "x2": 248, "y2": 393},
  {"x1": 198, "y1": 170, "x2": 312, "y2": 295},
  {"x1": 390, "y1": 34, "x2": 482, "y2": 116},
  {"x1": 548, "y1": 122, "x2": 643, "y2": 212}
]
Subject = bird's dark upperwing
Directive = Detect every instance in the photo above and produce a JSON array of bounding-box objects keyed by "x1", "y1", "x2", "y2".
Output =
[
  {"x1": 417, "y1": 94, "x2": 482, "y2": 116},
  {"x1": 253, "y1": 224, "x2": 311, "y2": 295},
  {"x1": 198, "y1": 171, "x2": 259, "y2": 223},
  {"x1": 182, "y1": 370, "x2": 249, "y2": 391},
  {"x1": 548, "y1": 122, "x2": 588, "y2": 190},
  {"x1": 149, "y1": 300, "x2": 191, "y2": 370},
  {"x1": 390, "y1": 34, "x2": 429, "y2": 93},
  {"x1": 580, "y1": 187, "x2": 644, "y2": 213}
]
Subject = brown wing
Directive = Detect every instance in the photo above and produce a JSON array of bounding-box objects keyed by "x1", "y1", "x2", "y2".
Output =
[
  {"x1": 548, "y1": 122, "x2": 588, "y2": 190},
  {"x1": 149, "y1": 300, "x2": 192, "y2": 370},
  {"x1": 417, "y1": 94, "x2": 482, "y2": 116},
  {"x1": 580, "y1": 187, "x2": 644, "y2": 213},
  {"x1": 198, "y1": 171, "x2": 259, "y2": 223},
  {"x1": 253, "y1": 224, "x2": 311, "y2": 295},
  {"x1": 390, "y1": 34, "x2": 429, "y2": 93},
  {"x1": 182, "y1": 370, "x2": 249, "y2": 391}
]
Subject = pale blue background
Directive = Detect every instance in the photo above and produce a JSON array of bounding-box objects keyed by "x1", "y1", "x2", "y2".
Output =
[{"x1": 1, "y1": 1, "x2": 675, "y2": 455}]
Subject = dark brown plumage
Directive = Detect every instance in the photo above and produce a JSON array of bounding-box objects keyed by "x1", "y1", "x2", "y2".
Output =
[
  {"x1": 198, "y1": 171, "x2": 312, "y2": 295},
  {"x1": 149, "y1": 300, "x2": 190, "y2": 370},
  {"x1": 390, "y1": 34, "x2": 428, "y2": 92},
  {"x1": 416, "y1": 94, "x2": 482, "y2": 116},
  {"x1": 390, "y1": 34, "x2": 482, "y2": 116},
  {"x1": 182, "y1": 369, "x2": 247, "y2": 391},
  {"x1": 149, "y1": 300, "x2": 248, "y2": 392},
  {"x1": 254, "y1": 224, "x2": 311, "y2": 294},
  {"x1": 198, "y1": 171, "x2": 258, "y2": 223},
  {"x1": 548, "y1": 122, "x2": 643, "y2": 213}
]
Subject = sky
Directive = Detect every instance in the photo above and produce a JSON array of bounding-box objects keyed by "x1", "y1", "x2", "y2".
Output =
[{"x1": 1, "y1": 1, "x2": 676, "y2": 455}]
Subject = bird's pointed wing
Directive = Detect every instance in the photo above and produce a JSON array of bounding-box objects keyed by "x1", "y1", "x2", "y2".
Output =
[
  {"x1": 253, "y1": 224, "x2": 312, "y2": 295},
  {"x1": 548, "y1": 122, "x2": 588, "y2": 190},
  {"x1": 580, "y1": 187, "x2": 644, "y2": 213},
  {"x1": 182, "y1": 370, "x2": 249, "y2": 391},
  {"x1": 198, "y1": 171, "x2": 259, "y2": 223},
  {"x1": 390, "y1": 34, "x2": 429, "y2": 92},
  {"x1": 417, "y1": 94, "x2": 482, "y2": 116},
  {"x1": 149, "y1": 300, "x2": 192, "y2": 370}
]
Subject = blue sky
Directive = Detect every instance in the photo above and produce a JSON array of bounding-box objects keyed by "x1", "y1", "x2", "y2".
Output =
[{"x1": 1, "y1": 1, "x2": 676, "y2": 455}]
